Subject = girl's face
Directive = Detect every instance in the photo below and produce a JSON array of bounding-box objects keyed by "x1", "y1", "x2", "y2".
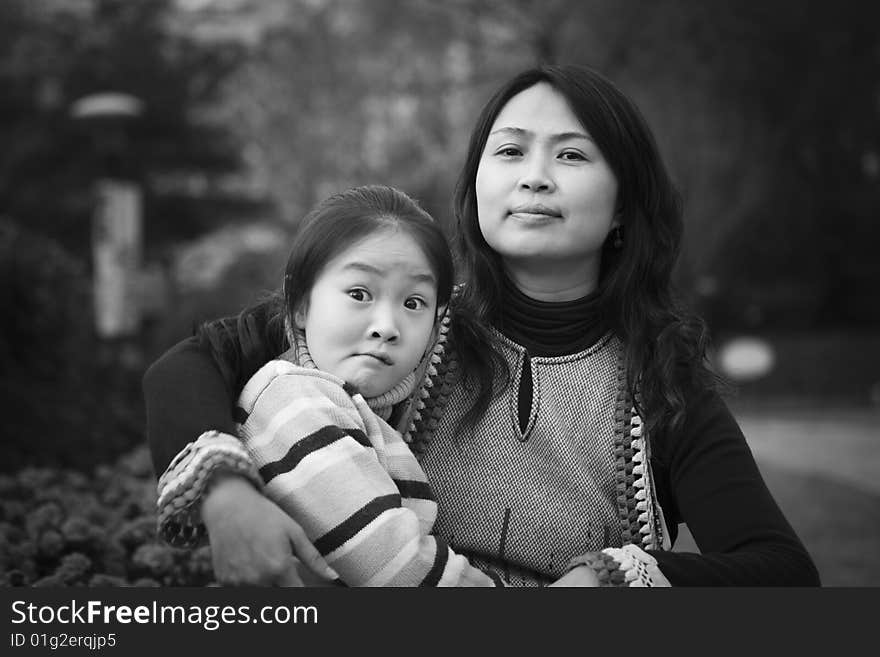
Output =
[
  {"x1": 296, "y1": 229, "x2": 438, "y2": 397},
  {"x1": 475, "y1": 82, "x2": 619, "y2": 274}
]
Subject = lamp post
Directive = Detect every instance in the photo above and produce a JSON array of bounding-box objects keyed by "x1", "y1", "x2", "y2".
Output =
[{"x1": 70, "y1": 92, "x2": 144, "y2": 340}]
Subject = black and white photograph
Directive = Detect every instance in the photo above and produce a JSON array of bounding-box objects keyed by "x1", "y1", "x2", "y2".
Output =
[{"x1": 2, "y1": 0, "x2": 878, "y2": 618}]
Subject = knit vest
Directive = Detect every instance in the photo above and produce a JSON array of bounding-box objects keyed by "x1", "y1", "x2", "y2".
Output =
[{"x1": 412, "y1": 330, "x2": 666, "y2": 586}]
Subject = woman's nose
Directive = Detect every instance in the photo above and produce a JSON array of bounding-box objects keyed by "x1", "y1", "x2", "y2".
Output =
[{"x1": 518, "y1": 155, "x2": 555, "y2": 192}]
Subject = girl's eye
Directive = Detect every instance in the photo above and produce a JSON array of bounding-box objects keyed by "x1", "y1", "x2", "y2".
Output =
[
  {"x1": 404, "y1": 297, "x2": 428, "y2": 311},
  {"x1": 347, "y1": 288, "x2": 371, "y2": 302}
]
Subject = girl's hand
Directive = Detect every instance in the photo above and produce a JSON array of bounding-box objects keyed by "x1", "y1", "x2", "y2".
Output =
[
  {"x1": 549, "y1": 565, "x2": 601, "y2": 587},
  {"x1": 201, "y1": 475, "x2": 336, "y2": 586}
]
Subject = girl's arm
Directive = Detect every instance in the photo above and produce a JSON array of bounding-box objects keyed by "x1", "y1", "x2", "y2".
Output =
[{"x1": 144, "y1": 336, "x2": 333, "y2": 585}]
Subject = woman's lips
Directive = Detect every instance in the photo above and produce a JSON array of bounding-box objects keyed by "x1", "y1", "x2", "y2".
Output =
[
  {"x1": 508, "y1": 211, "x2": 560, "y2": 224},
  {"x1": 509, "y1": 204, "x2": 562, "y2": 217},
  {"x1": 508, "y1": 205, "x2": 562, "y2": 223}
]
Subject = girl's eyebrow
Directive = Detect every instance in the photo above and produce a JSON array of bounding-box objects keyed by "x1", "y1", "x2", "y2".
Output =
[
  {"x1": 342, "y1": 261, "x2": 436, "y2": 284},
  {"x1": 488, "y1": 126, "x2": 593, "y2": 143}
]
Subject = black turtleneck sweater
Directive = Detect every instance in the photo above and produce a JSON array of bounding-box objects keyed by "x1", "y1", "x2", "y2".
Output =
[
  {"x1": 497, "y1": 274, "x2": 607, "y2": 357},
  {"x1": 497, "y1": 275, "x2": 609, "y2": 431}
]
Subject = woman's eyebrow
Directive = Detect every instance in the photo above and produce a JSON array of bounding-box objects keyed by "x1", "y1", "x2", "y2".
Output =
[
  {"x1": 552, "y1": 131, "x2": 593, "y2": 143},
  {"x1": 489, "y1": 126, "x2": 529, "y2": 138},
  {"x1": 488, "y1": 126, "x2": 593, "y2": 142}
]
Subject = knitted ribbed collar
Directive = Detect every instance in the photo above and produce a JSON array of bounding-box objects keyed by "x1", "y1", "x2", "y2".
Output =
[
  {"x1": 285, "y1": 328, "x2": 416, "y2": 421},
  {"x1": 497, "y1": 274, "x2": 607, "y2": 357}
]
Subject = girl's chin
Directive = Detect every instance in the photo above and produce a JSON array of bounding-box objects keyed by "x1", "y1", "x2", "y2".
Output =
[{"x1": 343, "y1": 370, "x2": 391, "y2": 398}]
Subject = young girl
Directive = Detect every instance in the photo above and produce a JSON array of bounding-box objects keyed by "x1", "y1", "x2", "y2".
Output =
[
  {"x1": 147, "y1": 66, "x2": 818, "y2": 587},
  {"x1": 158, "y1": 185, "x2": 502, "y2": 587}
]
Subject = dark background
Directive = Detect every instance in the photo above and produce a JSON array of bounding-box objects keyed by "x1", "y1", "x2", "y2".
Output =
[{"x1": 1, "y1": 0, "x2": 878, "y2": 586}]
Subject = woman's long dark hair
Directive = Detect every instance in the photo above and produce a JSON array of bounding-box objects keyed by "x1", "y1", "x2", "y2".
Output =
[
  {"x1": 454, "y1": 64, "x2": 717, "y2": 440},
  {"x1": 199, "y1": 185, "x2": 455, "y2": 397}
]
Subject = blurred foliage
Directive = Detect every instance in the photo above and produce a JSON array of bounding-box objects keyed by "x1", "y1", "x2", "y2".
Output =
[
  {"x1": 0, "y1": 0, "x2": 248, "y2": 258},
  {"x1": 0, "y1": 218, "x2": 145, "y2": 473},
  {"x1": 3, "y1": 0, "x2": 878, "y2": 337},
  {"x1": 0, "y1": 445, "x2": 215, "y2": 586},
  {"x1": 662, "y1": 0, "x2": 880, "y2": 330},
  {"x1": 177, "y1": 0, "x2": 880, "y2": 332},
  {"x1": 150, "y1": 230, "x2": 291, "y2": 352}
]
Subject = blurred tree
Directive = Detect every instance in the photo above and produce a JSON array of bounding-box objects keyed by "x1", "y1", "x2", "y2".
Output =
[
  {"x1": 661, "y1": 0, "x2": 880, "y2": 329},
  {"x1": 0, "y1": 0, "x2": 259, "y2": 471},
  {"x1": 2, "y1": 0, "x2": 877, "y2": 462},
  {"x1": 0, "y1": 217, "x2": 147, "y2": 473},
  {"x1": 211, "y1": 0, "x2": 498, "y2": 231},
  {"x1": 462, "y1": 0, "x2": 880, "y2": 330},
  {"x1": 0, "y1": 0, "x2": 249, "y2": 259},
  {"x1": 3, "y1": 0, "x2": 865, "y2": 333}
]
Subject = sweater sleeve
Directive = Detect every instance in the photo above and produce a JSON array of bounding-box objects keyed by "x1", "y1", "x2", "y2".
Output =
[
  {"x1": 238, "y1": 364, "x2": 502, "y2": 587},
  {"x1": 645, "y1": 389, "x2": 820, "y2": 585}
]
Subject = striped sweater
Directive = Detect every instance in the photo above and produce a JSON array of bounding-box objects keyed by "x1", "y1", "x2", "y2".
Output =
[{"x1": 236, "y1": 358, "x2": 502, "y2": 587}]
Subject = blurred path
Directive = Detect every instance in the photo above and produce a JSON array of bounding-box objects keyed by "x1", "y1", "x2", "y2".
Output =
[
  {"x1": 673, "y1": 403, "x2": 880, "y2": 585},
  {"x1": 733, "y1": 405, "x2": 880, "y2": 496}
]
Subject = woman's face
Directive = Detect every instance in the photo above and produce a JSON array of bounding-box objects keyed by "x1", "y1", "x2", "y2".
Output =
[{"x1": 475, "y1": 82, "x2": 619, "y2": 271}]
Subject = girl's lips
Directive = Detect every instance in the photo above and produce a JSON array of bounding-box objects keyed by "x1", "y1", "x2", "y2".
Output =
[{"x1": 355, "y1": 352, "x2": 393, "y2": 366}]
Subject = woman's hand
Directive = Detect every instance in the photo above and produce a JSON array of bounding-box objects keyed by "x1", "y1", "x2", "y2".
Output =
[
  {"x1": 549, "y1": 565, "x2": 601, "y2": 587},
  {"x1": 201, "y1": 475, "x2": 336, "y2": 586}
]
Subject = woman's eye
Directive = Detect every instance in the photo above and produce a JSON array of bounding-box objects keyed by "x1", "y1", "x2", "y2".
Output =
[
  {"x1": 495, "y1": 146, "x2": 522, "y2": 157},
  {"x1": 348, "y1": 288, "x2": 371, "y2": 302},
  {"x1": 559, "y1": 150, "x2": 587, "y2": 161},
  {"x1": 404, "y1": 297, "x2": 427, "y2": 310}
]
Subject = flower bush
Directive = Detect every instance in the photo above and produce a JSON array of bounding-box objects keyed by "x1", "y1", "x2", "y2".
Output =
[{"x1": 0, "y1": 445, "x2": 215, "y2": 587}]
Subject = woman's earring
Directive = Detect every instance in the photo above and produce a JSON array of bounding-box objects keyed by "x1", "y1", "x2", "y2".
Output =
[{"x1": 613, "y1": 226, "x2": 623, "y2": 249}]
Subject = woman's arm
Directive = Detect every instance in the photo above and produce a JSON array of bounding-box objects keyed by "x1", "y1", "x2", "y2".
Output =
[
  {"x1": 550, "y1": 389, "x2": 820, "y2": 587},
  {"x1": 143, "y1": 336, "x2": 237, "y2": 476},
  {"x1": 646, "y1": 390, "x2": 820, "y2": 585}
]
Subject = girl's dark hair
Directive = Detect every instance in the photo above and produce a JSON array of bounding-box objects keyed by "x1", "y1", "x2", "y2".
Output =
[
  {"x1": 453, "y1": 64, "x2": 717, "y2": 440},
  {"x1": 200, "y1": 185, "x2": 454, "y2": 396}
]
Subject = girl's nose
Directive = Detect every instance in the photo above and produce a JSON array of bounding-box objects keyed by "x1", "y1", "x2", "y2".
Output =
[
  {"x1": 370, "y1": 327, "x2": 399, "y2": 343},
  {"x1": 368, "y1": 307, "x2": 400, "y2": 343}
]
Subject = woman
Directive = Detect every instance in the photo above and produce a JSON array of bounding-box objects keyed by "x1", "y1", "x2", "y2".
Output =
[{"x1": 145, "y1": 64, "x2": 820, "y2": 587}]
